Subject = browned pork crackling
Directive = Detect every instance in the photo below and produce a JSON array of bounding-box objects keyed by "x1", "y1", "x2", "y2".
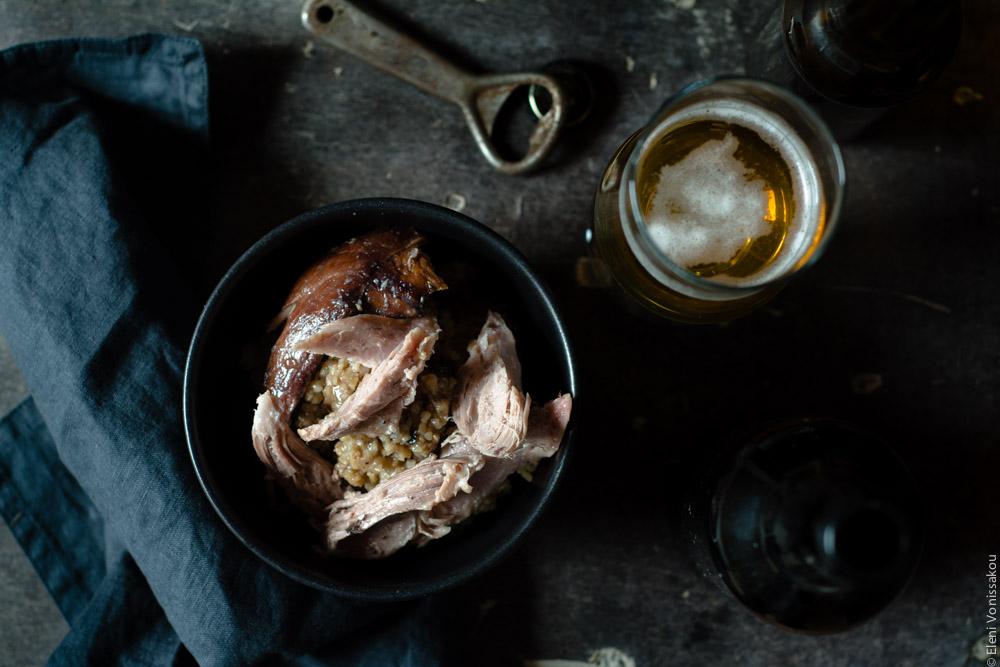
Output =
[{"x1": 250, "y1": 227, "x2": 572, "y2": 559}]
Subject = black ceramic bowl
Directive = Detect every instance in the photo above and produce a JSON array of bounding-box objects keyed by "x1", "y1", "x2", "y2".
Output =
[{"x1": 183, "y1": 198, "x2": 576, "y2": 600}]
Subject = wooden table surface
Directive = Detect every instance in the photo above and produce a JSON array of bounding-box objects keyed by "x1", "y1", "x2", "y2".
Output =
[{"x1": 1, "y1": 1, "x2": 998, "y2": 664}]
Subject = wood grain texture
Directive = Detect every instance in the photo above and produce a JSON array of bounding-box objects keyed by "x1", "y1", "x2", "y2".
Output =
[{"x1": 1, "y1": 1, "x2": 998, "y2": 664}]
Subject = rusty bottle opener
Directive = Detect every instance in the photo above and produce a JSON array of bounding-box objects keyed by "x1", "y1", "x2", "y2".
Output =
[{"x1": 301, "y1": 0, "x2": 568, "y2": 175}]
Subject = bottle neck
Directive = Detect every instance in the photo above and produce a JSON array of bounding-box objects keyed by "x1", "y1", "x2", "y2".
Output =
[
  {"x1": 782, "y1": 0, "x2": 963, "y2": 107},
  {"x1": 808, "y1": 502, "x2": 911, "y2": 584},
  {"x1": 704, "y1": 418, "x2": 924, "y2": 631},
  {"x1": 766, "y1": 477, "x2": 915, "y2": 590}
]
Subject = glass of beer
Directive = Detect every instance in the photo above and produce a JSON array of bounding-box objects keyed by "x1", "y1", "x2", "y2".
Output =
[{"x1": 591, "y1": 77, "x2": 845, "y2": 323}]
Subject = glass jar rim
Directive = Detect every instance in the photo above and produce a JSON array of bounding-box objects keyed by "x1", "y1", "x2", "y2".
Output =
[{"x1": 622, "y1": 76, "x2": 847, "y2": 296}]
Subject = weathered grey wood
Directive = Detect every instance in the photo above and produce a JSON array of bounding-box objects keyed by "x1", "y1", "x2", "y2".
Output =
[
  {"x1": 1, "y1": 1, "x2": 998, "y2": 664},
  {"x1": 0, "y1": 335, "x2": 64, "y2": 667}
]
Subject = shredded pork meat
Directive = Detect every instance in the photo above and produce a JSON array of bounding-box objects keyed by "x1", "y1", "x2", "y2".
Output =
[
  {"x1": 296, "y1": 318, "x2": 440, "y2": 441},
  {"x1": 453, "y1": 312, "x2": 531, "y2": 457},
  {"x1": 250, "y1": 391, "x2": 343, "y2": 519},
  {"x1": 321, "y1": 316, "x2": 573, "y2": 558},
  {"x1": 250, "y1": 228, "x2": 572, "y2": 559}
]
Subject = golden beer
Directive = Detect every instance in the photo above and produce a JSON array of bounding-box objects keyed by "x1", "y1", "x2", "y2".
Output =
[{"x1": 592, "y1": 78, "x2": 844, "y2": 323}]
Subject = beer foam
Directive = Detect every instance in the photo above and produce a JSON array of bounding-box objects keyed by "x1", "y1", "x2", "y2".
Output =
[
  {"x1": 623, "y1": 99, "x2": 823, "y2": 292},
  {"x1": 645, "y1": 133, "x2": 771, "y2": 270}
]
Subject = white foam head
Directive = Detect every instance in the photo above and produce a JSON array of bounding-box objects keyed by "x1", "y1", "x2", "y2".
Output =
[
  {"x1": 636, "y1": 99, "x2": 823, "y2": 290},
  {"x1": 645, "y1": 132, "x2": 774, "y2": 271}
]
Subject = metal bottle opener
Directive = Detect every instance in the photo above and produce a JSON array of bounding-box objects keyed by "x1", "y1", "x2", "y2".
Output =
[{"x1": 301, "y1": 0, "x2": 568, "y2": 175}]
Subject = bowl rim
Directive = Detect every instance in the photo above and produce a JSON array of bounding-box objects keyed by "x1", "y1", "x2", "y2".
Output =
[{"x1": 182, "y1": 197, "x2": 577, "y2": 599}]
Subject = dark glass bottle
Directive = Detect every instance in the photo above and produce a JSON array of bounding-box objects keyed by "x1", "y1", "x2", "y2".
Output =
[
  {"x1": 683, "y1": 418, "x2": 922, "y2": 632},
  {"x1": 746, "y1": 0, "x2": 964, "y2": 139}
]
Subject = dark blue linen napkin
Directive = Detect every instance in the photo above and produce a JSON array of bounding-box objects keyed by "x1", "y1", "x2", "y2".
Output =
[{"x1": 0, "y1": 34, "x2": 460, "y2": 666}]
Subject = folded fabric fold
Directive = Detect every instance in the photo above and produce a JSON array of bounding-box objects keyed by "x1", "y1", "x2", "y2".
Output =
[{"x1": 0, "y1": 33, "x2": 459, "y2": 666}]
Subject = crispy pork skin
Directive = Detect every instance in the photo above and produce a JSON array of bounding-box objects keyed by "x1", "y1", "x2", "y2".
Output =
[
  {"x1": 252, "y1": 246, "x2": 575, "y2": 558},
  {"x1": 264, "y1": 228, "x2": 446, "y2": 421},
  {"x1": 251, "y1": 228, "x2": 444, "y2": 522}
]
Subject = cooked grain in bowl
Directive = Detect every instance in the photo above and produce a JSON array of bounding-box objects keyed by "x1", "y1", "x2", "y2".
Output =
[
  {"x1": 295, "y1": 359, "x2": 455, "y2": 490},
  {"x1": 248, "y1": 225, "x2": 573, "y2": 559}
]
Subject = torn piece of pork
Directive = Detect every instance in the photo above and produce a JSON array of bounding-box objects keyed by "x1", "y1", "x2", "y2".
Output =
[
  {"x1": 414, "y1": 394, "x2": 574, "y2": 544},
  {"x1": 265, "y1": 228, "x2": 447, "y2": 421},
  {"x1": 251, "y1": 391, "x2": 343, "y2": 519},
  {"x1": 336, "y1": 397, "x2": 573, "y2": 556},
  {"x1": 324, "y1": 442, "x2": 486, "y2": 552},
  {"x1": 453, "y1": 311, "x2": 530, "y2": 458},
  {"x1": 293, "y1": 314, "x2": 438, "y2": 368},
  {"x1": 297, "y1": 318, "x2": 440, "y2": 441},
  {"x1": 333, "y1": 512, "x2": 420, "y2": 560},
  {"x1": 521, "y1": 393, "x2": 573, "y2": 455},
  {"x1": 325, "y1": 434, "x2": 484, "y2": 557}
]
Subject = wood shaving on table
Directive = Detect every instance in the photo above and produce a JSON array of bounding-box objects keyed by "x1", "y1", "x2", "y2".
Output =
[{"x1": 525, "y1": 647, "x2": 638, "y2": 667}]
